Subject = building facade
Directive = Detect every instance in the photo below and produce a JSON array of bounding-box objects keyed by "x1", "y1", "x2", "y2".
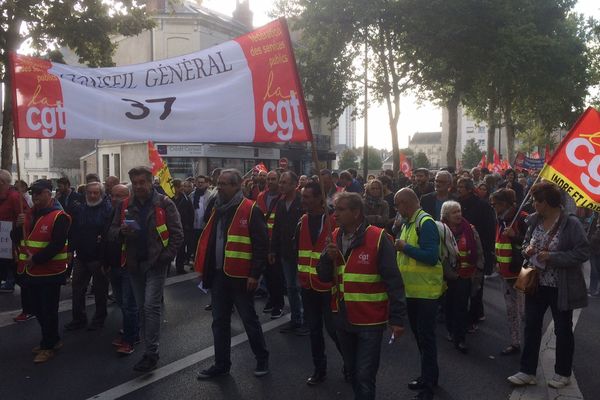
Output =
[{"x1": 408, "y1": 131, "x2": 442, "y2": 168}]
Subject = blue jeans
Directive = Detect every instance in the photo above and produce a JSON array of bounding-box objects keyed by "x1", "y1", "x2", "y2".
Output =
[
  {"x1": 302, "y1": 288, "x2": 341, "y2": 372},
  {"x1": 336, "y1": 326, "x2": 383, "y2": 400},
  {"x1": 281, "y1": 258, "x2": 303, "y2": 325},
  {"x1": 130, "y1": 263, "x2": 167, "y2": 356},
  {"x1": 211, "y1": 269, "x2": 269, "y2": 370},
  {"x1": 407, "y1": 298, "x2": 439, "y2": 388},
  {"x1": 110, "y1": 267, "x2": 139, "y2": 345}
]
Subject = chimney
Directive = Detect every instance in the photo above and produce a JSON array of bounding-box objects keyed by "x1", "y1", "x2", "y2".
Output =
[{"x1": 232, "y1": 0, "x2": 253, "y2": 29}]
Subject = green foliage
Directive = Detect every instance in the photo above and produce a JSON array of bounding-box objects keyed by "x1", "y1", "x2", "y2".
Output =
[
  {"x1": 0, "y1": 0, "x2": 154, "y2": 169},
  {"x1": 338, "y1": 148, "x2": 359, "y2": 170},
  {"x1": 359, "y1": 146, "x2": 383, "y2": 171},
  {"x1": 461, "y1": 139, "x2": 483, "y2": 169},
  {"x1": 413, "y1": 152, "x2": 431, "y2": 169}
]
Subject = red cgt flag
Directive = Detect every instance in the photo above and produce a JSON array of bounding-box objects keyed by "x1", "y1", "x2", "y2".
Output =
[
  {"x1": 540, "y1": 107, "x2": 600, "y2": 210},
  {"x1": 148, "y1": 141, "x2": 175, "y2": 197},
  {"x1": 400, "y1": 153, "x2": 412, "y2": 177}
]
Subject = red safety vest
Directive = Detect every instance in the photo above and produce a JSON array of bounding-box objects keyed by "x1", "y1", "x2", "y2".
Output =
[
  {"x1": 331, "y1": 225, "x2": 389, "y2": 326},
  {"x1": 17, "y1": 209, "x2": 70, "y2": 277},
  {"x1": 256, "y1": 190, "x2": 279, "y2": 239},
  {"x1": 297, "y1": 213, "x2": 335, "y2": 292},
  {"x1": 119, "y1": 197, "x2": 169, "y2": 267},
  {"x1": 195, "y1": 198, "x2": 254, "y2": 278},
  {"x1": 456, "y1": 228, "x2": 476, "y2": 279},
  {"x1": 495, "y1": 213, "x2": 526, "y2": 279}
]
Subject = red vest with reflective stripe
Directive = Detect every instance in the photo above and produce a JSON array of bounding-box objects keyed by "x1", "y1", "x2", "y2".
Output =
[
  {"x1": 297, "y1": 214, "x2": 334, "y2": 292},
  {"x1": 17, "y1": 210, "x2": 70, "y2": 277},
  {"x1": 119, "y1": 197, "x2": 169, "y2": 267},
  {"x1": 195, "y1": 198, "x2": 254, "y2": 278},
  {"x1": 331, "y1": 225, "x2": 389, "y2": 326},
  {"x1": 456, "y1": 230, "x2": 476, "y2": 278},
  {"x1": 495, "y1": 223, "x2": 519, "y2": 279},
  {"x1": 256, "y1": 191, "x2": 279, "y2": 239}
]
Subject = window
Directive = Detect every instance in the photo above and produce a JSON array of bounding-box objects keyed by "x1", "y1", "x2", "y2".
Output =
[
  {"x1": 83, "y1": 161, "x2": 88, "y2": 177},
  {"x1": 478, "y1": 139, "x2": 485, "y2": 147},
  {"x1": 466, "y1": 126, "x2": 474, "y2": 133},
  {"x1": 24, "y1": 140, "x2": 30, "y2": 159},
  {"x1": 36, "y1": 140, "x2": 42, "y2": 157},
  {"x1": 113, "y1": 154, "x2": 121, "y2": 179},
  {"x1": 102, "y1": 154, "x2": 110, "y2": 180},
  {"x1": 478, "y1": 126, "x2": 486, "y2": 133}
]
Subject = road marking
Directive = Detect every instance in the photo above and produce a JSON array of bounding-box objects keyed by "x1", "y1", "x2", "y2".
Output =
[
  {"x1": 0, "y1": 271, "x2": 199, "y2": 328},
  {"x1": 509, "y1": 308, "x2": 584, "y2": 400},
  {"x1": 86, "y1": 314, "x2": 291, "y2": 400}
]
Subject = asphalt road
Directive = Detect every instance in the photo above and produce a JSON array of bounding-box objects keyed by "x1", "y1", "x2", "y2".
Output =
[{"x1": 0, "y1": 272, "x2": 597, "y2": 400}]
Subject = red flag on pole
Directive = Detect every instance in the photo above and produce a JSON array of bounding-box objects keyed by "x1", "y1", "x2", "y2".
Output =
[
  {"x1": 544, "y1": 144, "x2": 552, "y2": 163},
  {"x1": 492, "y1": 149, "x2": 502, "y2": 173},
  {"x1": 477, "y1": 154, "x2": 487, "y2": 168},
  {"x1": 400, "y1": 153, "x2": 412, "y2": 177},
  {"x1": 539, "y1": 107, "x2": 600, "y2": 210},
  {"x1": 148, "y1": 141, "x2": 175, "y2": 197}
]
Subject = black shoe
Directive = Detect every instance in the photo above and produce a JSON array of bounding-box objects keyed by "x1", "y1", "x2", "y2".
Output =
[
  {"x1": 197, "y1": 365, "x2": 230, "y2": 379},
  {"x1": 307, "y1": 370, "x2": 327, "y2": 386},
  {"x1": 133, "y1": 354, "x2": 159, "y2": 372},
  {"x1": 408, "y1": 377, "x2": 426, "y2": 391},
  {"x1": 411, "y1": 389, "x2": 434, "y2": 400},
  {"x1": 270, "y1": 308, "x2": 284, "y2": 319},
  {"x1": 204, "y1": 304, "x2": 212, "y2": 311},
  {"x1": 64, "y1": 320, "x2": 87, "y2": 331},
  {"x1": 279, "y1": 322, "x2": 301, "y2": 333},
  {"x1": 263, "y1": 302, "x2": 273, "y2": 314},
  {"x1": 342, "y1": 366, "x2": 352, "y2": 383},
  {"x1": 293, "y1": 325, "x2": 310, "y2": 336},
  {"x1": 455, "y1": 342, "x2": 468, "y2": 354},
  {"x1": 254, "y1": 359, "x2": 269, "y2": 377}
]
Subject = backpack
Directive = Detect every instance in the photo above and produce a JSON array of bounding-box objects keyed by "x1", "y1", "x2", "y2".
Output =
[{"x1": 414, "y1": 213, "x2": 459, "y2": 280}]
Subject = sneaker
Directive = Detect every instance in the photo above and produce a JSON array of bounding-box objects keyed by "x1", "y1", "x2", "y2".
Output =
[
  {"x1": 133, "y1": 354, "x2": 159, "y2": 372},
  {"x1": 279, "y1": 322, "x2": 301, "y2": 333},
  {"x1": 112, "y1": 337, "x2": 124, "y2": 347},
  {"x1": 293, "y1": 325, "x2": 310, "y2": 336},
  {"x1": 507, "y1": 372, "x2": 537, "y2": 386},
  {"x1": 33, "y1": 349, "x2": 55, "y2": 363},
  {"x1": 307, "y1": 370, "x2": 327, "y2": 386},
  {"x1": 0, "y1": 283, "x2": 14, "y2": 293},
  {"x1": 64, "y1": 320, "x2": 87, "y2": 331},
  {"x1": 263, "y1": 303, "x2": 273, "y2": 314},
  {"x1": 32, "y1": 341, "x2": 63, "y2": 354},
  {"x1": 547, "y1": 374, "x2": 570, "y2": 389},
  {"x1": 254, "y1": 359, "x2": 269, "y2": 377},
  {"x1": 14, "y1": 313, "x2": 35, "y2": 323},
  {"x1": 116, "y1": 343, "x2": 135, "y2": 355},
  {"x1": 197, "y1": 365, "x2": 230, "y2": 379},
  {"x1": 204, "y1": 304, "x2": 212, "y2": 311},
  {"x1": 467, "y1": 324, "x2": 478, "y2": 333},
  {"x1": 270, "y1": 308, "x2": 284, "y2": 319}
]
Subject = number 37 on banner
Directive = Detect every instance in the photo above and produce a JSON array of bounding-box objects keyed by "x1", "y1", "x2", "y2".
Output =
[{"x1": 121, "y1": 97, "x2": 176, "y2": 121}]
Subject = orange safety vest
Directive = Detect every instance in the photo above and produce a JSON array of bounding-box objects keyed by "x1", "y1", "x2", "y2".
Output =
[
  {"x1": 256, "y1": 190, "x2": 279, "y2": 239},
  {"x1": 456, "y1": 228, "x2": 476, "y2": 279},
  {"x1": 194, "y1": 198, "x2": 254, "y2": 278},
  {"x1": 297, "y1": 213, "x2": 335, "y2": 292},
  {"x1": 331, "y1": 225, "x2": 389, "y2": 326},
  {"x1": 119, "y1": 197, "x2": 169, "y2": 267},
  {"x1": 17, "y1": 209, "x2": 70, "y2": 277}
]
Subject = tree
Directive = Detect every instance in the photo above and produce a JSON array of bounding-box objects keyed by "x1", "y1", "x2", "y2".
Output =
[
  {"x1": 338, "y1": 148, "x2": 359, "y2": 170},
  {"x1": 413, "y1": 152, "x2": 431, "y2": 169},
  {"x1": 359, "y1": 146, "x2": 383, "y2": 171},
  {"x1": 461, "y1": 139, "x2": 483, "y2": 169},
  {"x1": 0, "y1": 1, "x2": 154, "y2": 169}
]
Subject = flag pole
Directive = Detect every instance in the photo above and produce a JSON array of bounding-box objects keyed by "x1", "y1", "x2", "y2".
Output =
[
  {"x1": 13, "y1": 134, "x2": 27, "y2": 242},
  {"x1": 508, "y1": 165, "x2": 544, "y2": 228}
]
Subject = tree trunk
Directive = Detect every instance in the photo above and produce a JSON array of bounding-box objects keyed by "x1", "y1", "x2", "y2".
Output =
[
  {"x1": 504, "y1": 98, "x2": 515, "y2": 164},
  {"x1": 1, "y1": 18, "x2": 21, "y2": 171},
  {"x1": 486, "y1": 97, "x2": 497, "y2": 163},
  {"x1": 446, "y1": 93, "x2": 460, "y2": 170}
]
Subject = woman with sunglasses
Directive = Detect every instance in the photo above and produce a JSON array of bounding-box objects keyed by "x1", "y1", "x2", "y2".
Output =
[{"x1": 507, "y1": 181, "x2": 589, "y2": 388}]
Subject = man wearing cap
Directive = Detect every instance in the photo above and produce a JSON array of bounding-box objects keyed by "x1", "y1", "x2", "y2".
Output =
[
  {"x1": 109, "y1": 167, "x2": 183, "y2": 372},
  {"x1": 14, "y1": 180, "x2": 71, "y2": 363}
]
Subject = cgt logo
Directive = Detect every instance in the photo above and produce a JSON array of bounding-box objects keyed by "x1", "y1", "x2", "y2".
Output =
[
  {"x1": 25, "y1": 103, "x2": 67, "y2": 138},
  {"x1": 239, "y1": 218, "x2": 248, "y2": 226},
  {"x1": 357, "y1": 252, "x2": 369, "y2": 264},
  {"x1": 262, "y1": 91, "x2": 304, "y2": 141},
  {"x1": 566, "y1": 136, "x2": 600, "y2": 195}
]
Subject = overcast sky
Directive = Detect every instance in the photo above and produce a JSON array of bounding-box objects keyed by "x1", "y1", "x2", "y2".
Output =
[{"x1": 204, "y1": 0, "x2": 600, "y2": 149}]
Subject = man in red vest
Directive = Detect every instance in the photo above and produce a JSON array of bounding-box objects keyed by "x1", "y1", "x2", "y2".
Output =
[
  {"x1": 195, "y1": 169, "x2": 270, "y2": 379},
  {"x1": 317, "y1": 192, "x2": 406, "y2": 400},
  {"x1": 109, "y1": 166, "x2": 183, "y2": 372},
  {"x1": 15, "y1": 179, "x2": 71, "y2": 364}
]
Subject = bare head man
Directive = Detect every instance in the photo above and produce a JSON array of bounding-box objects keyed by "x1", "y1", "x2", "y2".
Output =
[{"x1": 394, "y1": 188, "x2": 420, "y2": 219}]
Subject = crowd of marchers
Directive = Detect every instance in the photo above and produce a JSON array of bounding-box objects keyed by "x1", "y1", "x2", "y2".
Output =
[{"x1": 0, "y1": 163, "x2": 596, "y2": 400}]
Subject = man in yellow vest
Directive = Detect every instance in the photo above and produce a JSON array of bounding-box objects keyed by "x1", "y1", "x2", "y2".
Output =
[
  {"x1": 15, "y1": 179, "x2": 71, "y2": 364},
  {"x1": 395, "y1": 188, "x2": 443, "y2": 400},
  {"x1": 195, "y1": 169, "x2": 270, "y2": 379},
  {"x1": 318, "y1": 192, "x2": 406, "y2": 400}
]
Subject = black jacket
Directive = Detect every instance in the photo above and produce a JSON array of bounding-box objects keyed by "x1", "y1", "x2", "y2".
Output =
[
  {"x1": 270, "y1": 192, "x2": 303, "y2": 262},
  {"x1": 420, "y1": 192, "x2": 457, "y2": 221},
  {"x1": 317, "y1": 222, "x2": 407, "y2": 331},
  {"x1": 173, "y1": 194, "x2": 194, "y2": 231},
  {"x1": 459, "y1": 194, "x2": 497, "y2": 274},
  {"x1": 70, "y1": 200, "x2": 113, "y2": 262}
]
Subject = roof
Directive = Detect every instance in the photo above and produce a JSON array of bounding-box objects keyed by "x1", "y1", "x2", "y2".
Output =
[
  {"x1": 164, "y1": 1, "x2": 250, "y2": 32},
  {"x1": 409, "y1": 131, "x2": 442, "y2": 145}
]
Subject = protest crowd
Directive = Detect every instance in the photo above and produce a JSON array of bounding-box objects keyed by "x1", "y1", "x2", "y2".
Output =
[{"x1": 0, "y1": 160, "x2": 594, "y2": 400}]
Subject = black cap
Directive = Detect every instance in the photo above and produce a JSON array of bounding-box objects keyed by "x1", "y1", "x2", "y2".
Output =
[
  {"x1": 414, "y1": 168, "x2": 429, "y2": 174},
  {"x1": 30, "y1": 179, "x2": 53, "y2": 194}
]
